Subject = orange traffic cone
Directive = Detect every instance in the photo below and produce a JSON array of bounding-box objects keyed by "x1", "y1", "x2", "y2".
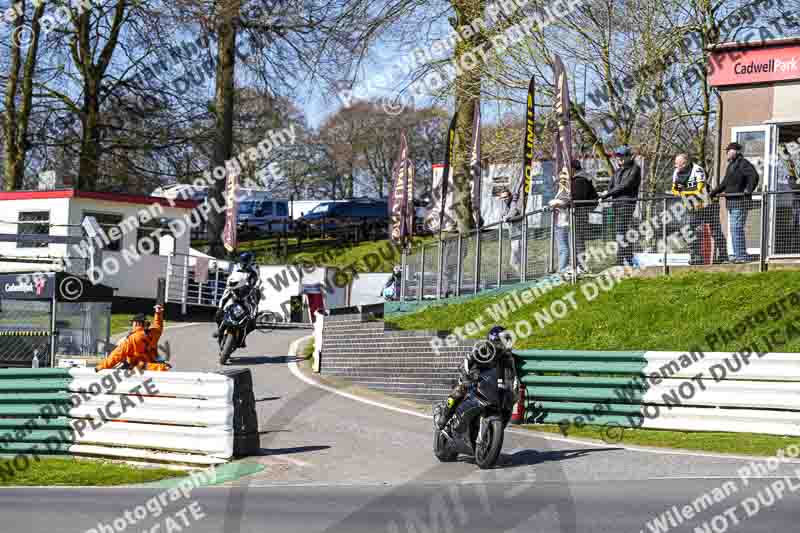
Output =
[{"x1": 511, "y1": 383, "x2": 526, "y2": 424}]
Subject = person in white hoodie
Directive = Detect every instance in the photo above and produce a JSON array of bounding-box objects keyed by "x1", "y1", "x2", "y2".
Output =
[{"x1": 549, "y1": 160, "x2": 599, "y2": 275}]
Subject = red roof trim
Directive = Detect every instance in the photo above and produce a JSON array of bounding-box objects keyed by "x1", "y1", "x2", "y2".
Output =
[
  {"x1": 0, "y1": 190, "x2": 76, "y2": 200},
  {"x1": 75, "y1": 191, "x2": 199, "y2": 209},
  {"x1": 0, "y1": 189, "x2": 198, "y2": 209}
]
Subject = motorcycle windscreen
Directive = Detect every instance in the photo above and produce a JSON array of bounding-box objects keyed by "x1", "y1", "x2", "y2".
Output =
[{"x1": 476, "y1": 367, "x2": 500, "y2": 403}]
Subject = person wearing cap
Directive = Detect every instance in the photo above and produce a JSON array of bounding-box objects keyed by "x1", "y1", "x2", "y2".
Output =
[
  {"x1": 95, "y1": 305, "x2": 171, "y2": 372},
  {"x1": 599, "y1": 146, "x2": 642, "y2": 266},
  {"x1": 709, "y1": 142, "x2": 760, "y2": 263},
  {"x1": 672, "y1": 153, "x2": 708, "y2": 265},
  {"x1": 549, "y1": 160, "x2": 599, "y2": 275}
]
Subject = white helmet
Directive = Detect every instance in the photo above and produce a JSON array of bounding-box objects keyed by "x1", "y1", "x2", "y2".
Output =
[{"x1": 226, "y1": 271, "x2": 249, "y2": 290}]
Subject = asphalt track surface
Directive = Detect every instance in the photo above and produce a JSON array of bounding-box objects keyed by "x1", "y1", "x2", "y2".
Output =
[{"x1": 3, "y1": 322, "x2": 799, "y2": 533}]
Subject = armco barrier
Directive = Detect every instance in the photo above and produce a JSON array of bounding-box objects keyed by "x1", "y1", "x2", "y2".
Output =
[
  {"x1": 517, "y1": 350, "x2": 800, "y2": 436},
  {"x1": 0, "y1": 368, "x2": 258, "y2": 465}
]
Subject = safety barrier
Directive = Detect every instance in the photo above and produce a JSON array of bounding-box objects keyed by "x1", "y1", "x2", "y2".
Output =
[
  {"x1": 0, "y1": 367, "x2": 258, "y2": 466},
  {"x1": 516, "y1": 349, "x2": 800, "y2": 436}
]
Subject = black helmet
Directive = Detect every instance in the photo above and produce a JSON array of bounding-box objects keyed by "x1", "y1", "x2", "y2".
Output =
[
  {"x1": 487, "y1": 325, "x2": 506, "y2": 342},
  {"x1": 239, "y1": 252, "x2": 254, "y2": 266}
]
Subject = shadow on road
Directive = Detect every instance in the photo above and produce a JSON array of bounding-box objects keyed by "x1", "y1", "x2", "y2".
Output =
[
  {"x1": 256, "y1": 445, "x2": 331, "y2": 456},
  {"x1": 255, "y1": 396, "x2": 282, "y2": 402},
  {"x1": 228, "y1": 355, "x2": 301, "y2": 365},
  {"x1": 457, "y1": 446, "x2": 620, "y2": 469}
]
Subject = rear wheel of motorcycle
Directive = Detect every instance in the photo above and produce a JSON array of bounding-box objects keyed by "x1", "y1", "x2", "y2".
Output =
[
  {"x1": 219, "y1": 332, "x2": 237, "y2": 365},
  {"x1": 433, "y1": 429, "x2": 457, "y2": 462},
  {"x1": 474, "y1": 419, "x2": 504, "y2": 469}
]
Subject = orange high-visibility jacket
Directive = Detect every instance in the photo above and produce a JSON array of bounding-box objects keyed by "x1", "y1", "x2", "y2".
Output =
[{"x1": 96, "y1": 310, "x2": 170, "y2": 371}]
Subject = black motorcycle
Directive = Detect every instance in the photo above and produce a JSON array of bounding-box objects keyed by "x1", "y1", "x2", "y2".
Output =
[
  {"x1": 217, "y1": 294, "x2": 251, "y2": 365},
  {"x1": 433, "y1": 341, "x2": 517, "y2": 469}
]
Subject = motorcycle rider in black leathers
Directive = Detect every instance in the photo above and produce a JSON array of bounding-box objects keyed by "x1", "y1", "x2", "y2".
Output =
[
  {"x1": 434, "y1": 325, "x2": 517, "y2": 434},
  {"x1": 212, "y1": 252, "x2": 261, "y2": 348}
]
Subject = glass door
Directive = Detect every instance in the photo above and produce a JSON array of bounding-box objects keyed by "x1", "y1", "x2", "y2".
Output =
[{"x1": 729, "y1": 126, "x2": 775, "y2": 257}]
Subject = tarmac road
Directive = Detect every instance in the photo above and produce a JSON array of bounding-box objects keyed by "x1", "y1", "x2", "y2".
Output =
[{"x1": 3, "y1": 322, "x2": 799, "y2": 533}]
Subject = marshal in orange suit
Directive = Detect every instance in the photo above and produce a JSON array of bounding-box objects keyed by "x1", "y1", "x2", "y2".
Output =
[{"x1": 95, "y1": 305, "x2": 171, "y2": 372}]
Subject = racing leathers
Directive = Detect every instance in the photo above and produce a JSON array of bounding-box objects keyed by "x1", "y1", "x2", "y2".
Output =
[
  {"x1": 435, "y1": 342, "x2": 517, "y2": 431},
  {"x1": 215, "y1": 263, "x2": 261, "y2": 347}
]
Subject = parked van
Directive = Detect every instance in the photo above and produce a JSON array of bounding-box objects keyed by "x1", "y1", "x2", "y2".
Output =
[{"x1": 237, "y1": 198, "x2": 289, "y2": 233}]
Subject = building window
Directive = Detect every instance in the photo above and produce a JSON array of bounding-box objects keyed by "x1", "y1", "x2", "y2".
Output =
[
  {"x1": 276, "y1": 202, "x2": 288, "y2": 217},
  {"x1": 17, "y1": 211, "x2": 50, "y2": 248},
  {"x1": 83, "y1": 212, "x2": 123, "y2": 252},
  {"x1": 136, "y1": 225, "x2": 175, "y2": 255}
]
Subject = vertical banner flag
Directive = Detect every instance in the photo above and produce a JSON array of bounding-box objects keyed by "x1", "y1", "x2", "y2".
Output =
[
  {"x1": 470, "y1": 103, "x2": 482, "y2": 227},
  {"x1": 514, "y1": 75, "x2": 536, "y2": 215},
  {"x1": 222, "y1": 170, "x2": 239, "y2": 252},
  {"x1": 440, "y1": 109, "x2": 459, "y2": 232},
  {"x1": 406, "y1": 161, "x2": 416, "y2": 242},
  {"x1": 389, "y1": 132, "x2": 411, "y2": 246},
  {"x1": 553, "y1": 55, "x2": 573, "y2": 198}
]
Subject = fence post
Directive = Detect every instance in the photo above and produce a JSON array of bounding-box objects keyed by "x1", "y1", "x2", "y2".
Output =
[
  {"x1": 165, "y1": 254, "x2": 172, "y2": 303},
  {"x1": 760, "y1": 193, "x2": 768, "y2": 272},
  {"x1": 181, "y1": 256, "x2": 189, "y2": 315},
  {"x1": 456, "y1": 233, "x2": 463, "y2": 297},
  {"x1": 418, "y1": 245, "x2": 425, "y2": 303},
  {"x1": 548, "y1": 210, "x2": 556, "y2": 273},
  {"x1": 521, "y1": 214, "x2": 528, "y2": 283},
  {"x1": 212, "y1": 263, "x2": 220, "y2": 306},
  {"x1": 474, "y1": 228, "x2": 482, "y2": 295},
  {"x1": 569, "y1": 206, "x2": 578, "y2": 284},
  {"x1": 400, "y1": 248, "x2": 407, "y2": 303},
  {"x1": 436, "y1": 235, "x2": 444, "y2": 299},
  {"x1": 662, "y1": 198, "x2": 668, "y2": 275},
  {"x1": 497, "y1": 224, "x2": 503, "y2": 288}
]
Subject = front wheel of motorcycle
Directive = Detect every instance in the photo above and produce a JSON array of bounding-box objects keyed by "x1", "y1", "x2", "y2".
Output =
[
  {"x1": 433, "y1": 428, "x2": 457, "y2": 462},
  {"x1": 219, "y1": 331, "x2": 237, "y2": 365},
  {"x1": 474, "y1": 418, "x2": 504, "y2": 469}
]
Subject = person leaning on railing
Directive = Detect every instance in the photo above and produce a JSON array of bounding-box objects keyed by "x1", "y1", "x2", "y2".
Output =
[
  {"x1": 95, "y1": 305, "x2": 171, "y2": 372},
  {"x1": 598, "y1": 146, "x2": 642, "y2": 266},
  {"x1": 709, "y1": 142, "x2": 760, "y2": 263},
  {"x1": 671, "y1": 153, "x2": 709, "y2": 265},
  {"x1": 549, "y1": 160, "x2": 599, "y2": 276}
]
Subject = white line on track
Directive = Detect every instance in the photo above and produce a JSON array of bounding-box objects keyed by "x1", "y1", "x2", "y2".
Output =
[{"x1": 287, "y1": 336, "x2": 800, "y2": 465}]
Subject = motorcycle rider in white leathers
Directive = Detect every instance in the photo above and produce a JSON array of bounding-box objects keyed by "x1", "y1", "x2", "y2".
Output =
[{"x1": 213, "y1": 252, "x2": 261, "y2": 348}]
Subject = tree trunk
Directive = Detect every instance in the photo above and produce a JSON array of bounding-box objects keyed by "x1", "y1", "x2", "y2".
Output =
[
  {"x1": 3, "y1": 2, "x2": 45, "y2": 191},
  {"x1": 208, "y1": 0, "x2": 240, "y2": 258},
  {"x1": 78, "y1": 82, "x2": 101, "y2": 190},
  {"x1": 449, "y1": 0, "x2": 485, "y2": 233}
]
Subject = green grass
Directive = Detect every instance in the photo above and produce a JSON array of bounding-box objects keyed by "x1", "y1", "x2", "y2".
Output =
[
  {"x1": 528, "y1": 424, "x2": 800, "y2": 456},
  {"x1": 386, "y1": 271, "x2": 800, "y2": 352},
  {"x1": 111, "y1": 314, "x2": 134, "y2": 336},
  {"x1": 0, "y1": 457, "x2": 185, "y2": 486}
]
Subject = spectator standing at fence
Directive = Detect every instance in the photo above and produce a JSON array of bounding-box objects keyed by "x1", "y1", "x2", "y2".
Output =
[
  {"x1": 709, "y1": 142, "x2": 760, "y2": 263},
  {"x1": 775, "y1": 144, "x2": 800, "y2": 254},
  {"x1": 671, "y1": 154, "x2": 708, "y2": 265},
  {"x1": 599, "y1": 146, "x2": 641, "y2": 266},
  {"x1": 500, "y1": 188, "x2": 522, "y2": 273},
  {"x1": 549, "y1": 160, "x2": 598, "y2": 275}
]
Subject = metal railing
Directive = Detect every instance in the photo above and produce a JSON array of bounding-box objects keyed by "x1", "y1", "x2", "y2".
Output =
[
  {"x1": 165, "y1": 253, "x2": 228, "y2": 313},
  {"x1": 399, "y1": 191, "x2": 790, "y2": 302}
]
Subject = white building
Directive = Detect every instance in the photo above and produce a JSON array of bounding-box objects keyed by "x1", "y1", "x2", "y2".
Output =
[{"x1": 0, "y1": 189, "x2": 200, "y2": 301}]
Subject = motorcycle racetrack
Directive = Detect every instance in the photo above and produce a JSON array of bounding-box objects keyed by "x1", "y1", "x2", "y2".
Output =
[{"x1": 4, "y1": 323, "x2": 799, "y2": 533}]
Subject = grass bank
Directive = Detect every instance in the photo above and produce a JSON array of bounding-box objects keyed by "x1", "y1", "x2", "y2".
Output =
[
  {"x1": 0, "y1": 457, "x2": 184, "y2": 486},
  {"x1": 387, "y1": 271, "x2": 800, "y2": 352},
  {"x1": 529, "y1": 424, "x2": 800, "y2": 456}
]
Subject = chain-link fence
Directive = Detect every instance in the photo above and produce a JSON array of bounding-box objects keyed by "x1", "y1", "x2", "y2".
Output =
[
  {"x1": 398, "y1": 192, "x2": 775, "y2": 303},
  {"x1": 0, "y1": 300, "x2": 53, "y2": 367}
]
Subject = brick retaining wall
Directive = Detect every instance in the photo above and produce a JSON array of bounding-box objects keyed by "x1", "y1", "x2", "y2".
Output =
[{"x1": 319, "y1": 308, "x2": 477, "y2": 404}]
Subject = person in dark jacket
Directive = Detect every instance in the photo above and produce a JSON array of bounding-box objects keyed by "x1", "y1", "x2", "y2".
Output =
[
  {"x1": 709, "y1": 142, "x2": 760, "y2": 263},
  {"x1": 548, "y1": 160, "x2": 599, "y2": 275},
  {"x1": 599, "y1": 146, "x2": 641, "y2": 266}
]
